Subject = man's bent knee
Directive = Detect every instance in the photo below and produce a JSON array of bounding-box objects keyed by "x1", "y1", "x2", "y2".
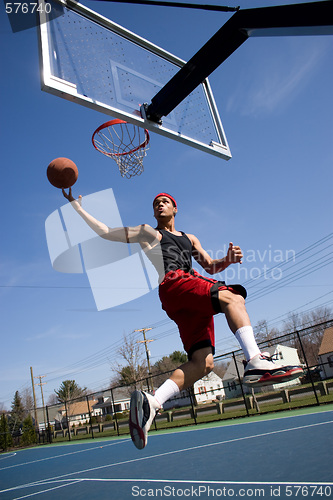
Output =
[
  {"x1": 191, "y1": 349, "x2": 214, "y2": 377},
  {"x1": 218, "y1": 290, "x2": 245, "y2": 312},
  {"x1": 205, "y1": 355, "x2": 214, "y2": 374}
]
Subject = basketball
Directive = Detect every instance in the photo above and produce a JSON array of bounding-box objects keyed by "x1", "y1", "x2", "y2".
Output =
[{"x1": 47, "y1": 157, "x2": 78, "y2": 189}]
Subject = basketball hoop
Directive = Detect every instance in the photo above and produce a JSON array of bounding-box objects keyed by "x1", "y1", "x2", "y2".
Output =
[{"x1": 92, "y1": 119, "x2": 150, "y2": 178}]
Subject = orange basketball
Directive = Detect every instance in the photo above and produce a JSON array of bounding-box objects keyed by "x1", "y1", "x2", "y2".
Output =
[{"x1": 47, "y1": 157, "x2": 78, "y2": 189}]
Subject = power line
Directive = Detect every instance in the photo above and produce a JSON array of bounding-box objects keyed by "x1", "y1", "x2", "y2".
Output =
[
  {"x1": 246, "y1": 257, "x2": 333, "y2": 303},
  {"x1": 243, "y1": 233, "x2": 333, "y2": 288}
]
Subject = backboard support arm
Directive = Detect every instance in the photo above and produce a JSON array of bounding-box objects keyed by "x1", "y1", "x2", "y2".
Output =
[{"x1": 145, "y1": 1, "x2": 333, "y2": 123}]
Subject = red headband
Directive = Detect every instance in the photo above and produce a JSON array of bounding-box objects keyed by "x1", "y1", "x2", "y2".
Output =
[{"x1": 153, "y1": 193, "x2": 177, "y2": 208}]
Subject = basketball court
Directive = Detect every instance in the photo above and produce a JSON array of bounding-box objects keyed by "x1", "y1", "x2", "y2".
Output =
[
  {"x1": 2, "y1": 2, "x2": 333, "y2": 498},
  {"x1": 1, "y1": 407, "x2": 332, "y2": 499}
]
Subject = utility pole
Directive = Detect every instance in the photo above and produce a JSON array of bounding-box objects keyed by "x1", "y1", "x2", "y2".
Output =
[
  {"x1": 30, "y1": 367, "x2": 38, "y2": 430},
  {"x1": 135, "y1": 328, "x2": 154, "y2": 392},
  {"x1": 35, "y1": 375, "x2": 47, "y2": 431}
]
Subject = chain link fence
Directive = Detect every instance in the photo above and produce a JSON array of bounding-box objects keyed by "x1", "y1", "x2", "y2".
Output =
[{"x1": 1, "y1": 319, "x2": 332, "y2": 450}]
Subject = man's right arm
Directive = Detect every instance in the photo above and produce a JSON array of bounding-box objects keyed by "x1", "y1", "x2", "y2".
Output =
[{"x1": 63, "y1": 189, "x2": 157, "y2": 244}]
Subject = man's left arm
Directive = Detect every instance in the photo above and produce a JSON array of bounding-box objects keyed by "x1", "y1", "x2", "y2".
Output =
[{"x1": 189, "y1": 235, "x2": 243, "y2": 275}]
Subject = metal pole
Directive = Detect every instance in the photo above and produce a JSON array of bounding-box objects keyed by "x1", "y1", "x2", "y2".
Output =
[
  {"x1": 232, "y1": 352, "x2": 249, "y2": 417},
  {"x1": 296, "y1": 330, "x2": 320, "y2": 406},
  {"x1": 110, "y1": 388, "x2": 120, "y2": 436},
  {"x1": 64, "y1": 401, "x2": 71, "y2": 441},
  {"x1": 86, "y1": 396, "x2": 94, "y2": 439},
  {"x1": 46, "y1": 406, "x2": 52, "y2": 444},
  {"x1": 188, "y1": 387, "x2": 197, "y2": 425},
  {"x1": 146, "y1": 1, "x2": 333, "y2": 122}
]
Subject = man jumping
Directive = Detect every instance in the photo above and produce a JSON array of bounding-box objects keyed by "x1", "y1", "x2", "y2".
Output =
[{"x1": 63, "y1": 189, "x2": 302, "y2": 450}]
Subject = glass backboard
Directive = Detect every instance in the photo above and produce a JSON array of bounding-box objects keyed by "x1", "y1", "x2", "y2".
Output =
[{"x1": 37, "y1": 0, "x2": 231, "y2": 159}]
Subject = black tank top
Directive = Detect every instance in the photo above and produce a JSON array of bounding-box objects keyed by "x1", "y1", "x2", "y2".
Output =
[{"x1": 158, "y1": 229, "x2": 193, "y2": 274}]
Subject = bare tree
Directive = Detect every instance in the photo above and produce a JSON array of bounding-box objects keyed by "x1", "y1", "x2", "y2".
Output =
[
  {"x1": 253, "y1": 307, "x2": 332, "y2": 366},
  {"x1": 21, "y1": 388, "x2": 34, "y2": 416},
  {"x1": 47, "y1": 393, "x2": 59, "y2": 406},
  {"x1": 254, "y1": 319, "x2": 279, "y2": 346},
  {"x1": 283, "y1": 307, "x2": 332, "y2": 365},
  {"x1": 111, "y1": 333, "x2": 148, "y2": 394}
]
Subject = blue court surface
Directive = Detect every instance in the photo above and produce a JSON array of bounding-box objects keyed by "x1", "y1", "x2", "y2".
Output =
[{"x1": 1, "y1": 407, "x2": 332, "y2": 499}]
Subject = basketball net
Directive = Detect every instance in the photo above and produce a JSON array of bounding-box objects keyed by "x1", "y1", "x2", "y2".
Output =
[{"x1": 92, "y1": 119, "x2": 150, "y2": 178}]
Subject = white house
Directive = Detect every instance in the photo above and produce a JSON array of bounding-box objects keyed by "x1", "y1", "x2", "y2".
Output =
[
  {"x1": 94, "y1": 391, "x2": 131, "y2": 416},
  {"x1": 318, "y1": 326, "x2": 333, "y2": 380},
  {"x1": 162, "y1": 371, "x2": 225, "y2": 409},
  {"x1": 194, "y1": 371, "x2": 225, "y2": 403},
  {"x1": 223, "y1": 344, "x2": 302, "y2": 398}
]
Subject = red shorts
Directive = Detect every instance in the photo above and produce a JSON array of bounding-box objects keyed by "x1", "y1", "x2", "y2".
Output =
[{"x1": 158, "y1": 269, "x2": 247, "y2": 359}]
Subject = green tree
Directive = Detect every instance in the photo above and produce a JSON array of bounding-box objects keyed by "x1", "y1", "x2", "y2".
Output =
[
  {"x1": 0, "y1": 414, "x2": 13, "y2": 451},
  {"x1": 118, "y1": 364, "x2": 148, "y2": 387},
  {"x1": 152, "y1": 350, "x2": 188, "y2": 386},
  {"x1": 153, "y1": 350, "x2": 187, "y2": 373},
  {"x1": 21, "y1": 414, "x2": 37, "y2": 446},
  {"x1": 169, "y1": 351, "x2": 188, "y2": 364},
  {"x1": 9, "y1": 391, "x2": 25, "y2": 436},
  {"x1": 54, "y1": 380, "x2": 87, "y2": 403}
]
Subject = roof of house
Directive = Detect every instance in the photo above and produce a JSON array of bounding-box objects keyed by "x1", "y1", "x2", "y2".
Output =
[
  {"x1": 318, "y1": 327, "x2": 333, "y2": 356},
  {"x1": 59, "y1": 400, "x2": 98, "y2": 416},
  {"x1": 194, "y1": 370, "x2": 223, "y2": 387}
]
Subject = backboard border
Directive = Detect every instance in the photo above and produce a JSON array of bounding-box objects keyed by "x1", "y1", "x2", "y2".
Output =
[{"x1": 37, "y1": 0, "x2": 231, "y2": 160}]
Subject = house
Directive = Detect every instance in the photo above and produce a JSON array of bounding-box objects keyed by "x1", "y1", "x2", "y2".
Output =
[
  {"x1": 56, "y1": 399, "x2": 103, "y2": 427},
  {"x1": 194, "y1": 371, "x2": 225, "y2": 404},
  {"x1": 223, "y1": 356, "x2": 246, "y2": 399},
  {"x1": 162, "y1": 371, "x2": 225, "y2": 409},
  {"x1": 93, "y1": 389, "x2": 131, "y2": 416},
  {"x1": 34, "y1": 406, "x2": 60, "y2": 431},
  {"x1": 318, "y1": 326, "x2": 333, "y2": 380},
  {"x1": 223, "y1": 345, "x2": 302, "y2": 398}
]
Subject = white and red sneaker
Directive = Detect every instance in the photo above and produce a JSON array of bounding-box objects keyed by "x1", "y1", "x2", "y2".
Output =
[
  {"x1": 129, "y1": 390, "x2": 161, "y2": 450},
  {"x1": 243, "y1": 353, "x2": 303, "y2": 387}
]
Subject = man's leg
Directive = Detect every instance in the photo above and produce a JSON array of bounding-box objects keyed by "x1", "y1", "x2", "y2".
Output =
[
  {"x1": 157, "y1": 346, "x2": 214, "y2": 399},
  {"x1": 218, "y1": 290, "x2": 261, "y2": 361},
  {"x1": 129, "y1": 347, "x2": 213, "y2": 450},
  {"x1": 218, "y1": 289, "x2": 303, "y2": 386}
]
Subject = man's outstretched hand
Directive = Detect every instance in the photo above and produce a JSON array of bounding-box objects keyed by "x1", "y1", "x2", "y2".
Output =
[
  {"x1": 62, "y1": 187, "x2": 82, "y2": 206},
  {"x1": 62, "y1": 187, "x2": 75, "y2": 202}
]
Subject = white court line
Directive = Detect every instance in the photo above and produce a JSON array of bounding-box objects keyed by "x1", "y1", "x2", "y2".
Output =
[
  {"x1": 0, "y1": 452, "x2": 17, "y2": 461},
  {"x1": 149, "y1": 408, "x2": 333, "y2": 440},
  {"x1": 19, "y1": 478, "x2": 333, "y2": 486},
  {"x1": 1, "y1": 419, "x2": 332, "y2": 497},
  {"x1": 11, "y1": 478, "x2": 333, "y2": 499},
  {"x1": 3, "y1": 408, "x2": 332, "y2": 472},
  {"x1": 0, "y1": 439, "x2": 129, "y2": 471},
  {"x1": 13, "y1": 480, "x2": 83, "y2": 500}
]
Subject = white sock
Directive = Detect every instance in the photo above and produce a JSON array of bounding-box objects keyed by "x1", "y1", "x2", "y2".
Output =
[
  {"x1": 234, "y1": 326, "x2": 261, "y2": 361},
  {"x1": 154, "y1": 379, "x2": 180, "y2": 407}
]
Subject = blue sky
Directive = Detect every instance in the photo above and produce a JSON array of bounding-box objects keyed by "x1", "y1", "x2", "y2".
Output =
[{"x1": 1, "y1": 0, "x2": 332, "y2": 409}]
